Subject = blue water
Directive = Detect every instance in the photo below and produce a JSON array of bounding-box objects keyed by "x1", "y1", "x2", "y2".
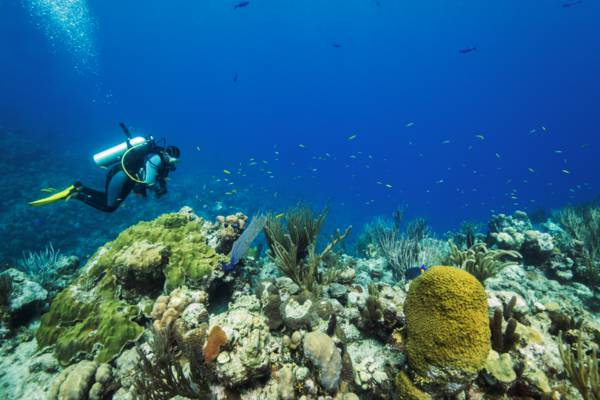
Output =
[{"x1": 1, "y1": 0, "x2": 599, "y2": 249}]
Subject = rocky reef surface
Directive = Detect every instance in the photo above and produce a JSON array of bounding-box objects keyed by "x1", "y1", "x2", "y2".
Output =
[{"x1": 0, "y1": 205, "x2": 599, "y2": 400}]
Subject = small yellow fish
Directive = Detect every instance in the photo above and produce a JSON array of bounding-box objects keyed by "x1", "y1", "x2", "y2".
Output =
[
  {"x1": 223, "y1": 169, "x2": 231, "y2": 174},
  {"x1": 475, "y1": 134, "x2": 485, "y2": 140},
  {"x1": 275, "y1": 213, "x2": 285, "y2": 219},
  {"x1": 347, "y1": 134, "x2": 357, "y2": 141},
  {"x1": 40, "y1": 188, "x2": 57, "y2": 193}
]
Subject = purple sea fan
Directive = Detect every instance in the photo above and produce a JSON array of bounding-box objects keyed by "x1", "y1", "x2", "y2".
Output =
[{"x1": 222, "y1": 213, "x2": 267, "y2": 271}]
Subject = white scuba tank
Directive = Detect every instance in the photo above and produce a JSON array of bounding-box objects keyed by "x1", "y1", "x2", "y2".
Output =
[{"x1": 93, "y1": 136, "x2": 148, "y2": 167}]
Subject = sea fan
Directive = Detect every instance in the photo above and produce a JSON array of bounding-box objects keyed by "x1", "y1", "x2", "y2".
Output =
[{"x1": 223, "y1": 213, "x2": 267, "y2": 271}]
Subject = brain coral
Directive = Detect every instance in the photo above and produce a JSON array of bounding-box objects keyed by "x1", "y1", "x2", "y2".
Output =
[
  {"x1": 404, "y1": 266, "x2": 490, "y2": 394},
  {"x1": 37, "y1": 211, "x2": 225, "y2": 365}
]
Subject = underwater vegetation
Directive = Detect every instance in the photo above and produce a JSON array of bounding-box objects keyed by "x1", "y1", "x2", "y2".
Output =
[
  {"x1": 555, "y1": 202, "x2": 600, "y2": 285},
  {"x1": 559, "y1": 333, "x2": 600, "y2": 400},
  {"x1": 359, "y1": 212, "x2": 446, "y2": 281},
  {"x1": 264, "y1": 205, "x2": 351, "y2": 296},
  {"x1": 448, "y1": 242, "x2": 522, "y2": 284}
]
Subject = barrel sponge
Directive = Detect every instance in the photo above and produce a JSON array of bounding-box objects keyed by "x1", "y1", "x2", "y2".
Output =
[{"x1": 404, "y1": 266, "x2": 490, "y2": 390}]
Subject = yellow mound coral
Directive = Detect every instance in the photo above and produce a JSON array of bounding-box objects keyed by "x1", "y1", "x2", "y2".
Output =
[{"x1": 404, "y1": 266, "x2": 490, "y2": 394}]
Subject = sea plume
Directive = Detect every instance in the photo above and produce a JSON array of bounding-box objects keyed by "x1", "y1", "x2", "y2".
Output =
[{"x1": 222, "y1": 213, "x2": 267, "y2": 271}]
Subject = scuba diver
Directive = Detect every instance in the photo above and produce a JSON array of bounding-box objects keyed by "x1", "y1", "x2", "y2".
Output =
[{"x1": 30, "y1": 123, "x2": 180, "y2": 212}]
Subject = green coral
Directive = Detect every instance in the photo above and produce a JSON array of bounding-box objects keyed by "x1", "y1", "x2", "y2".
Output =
[
  {"x1": 36, "y1": 271, "x2": 144, "y2": 364},
  {"x1": 404, "y1": 266, "x2": 490, "y2": 391},
  {"x1": 37, "y1": 212, "x2": 223, "y2": 365},
  {"x1": 94, "y1": 213, "x2": 223, "y2": 291}
]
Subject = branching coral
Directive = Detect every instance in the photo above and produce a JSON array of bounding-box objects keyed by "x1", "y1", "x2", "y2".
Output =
[
  {"x1": 448, "y1": 242, "x2": 521, "y2": 283},
  {"x1": 365, "y1": 217, "x2": 419, "y2": 280},
  {"x1": 134, "y1": 323, "x2": 210, "y2": 400},
  {"x1": 555, "y1": 203, "x2": 600, "y2": 284},
  {"x1": 490, "y1": 296, "x2": 519, "y2": 353},
  {"x1": 558, "y1": 333, "x2": 600, "y2": 400},
  {"x1": 17, "y1": 243, "x2": 70, "y2": 289},
  {"x1": 18, "y1": 242, "x2": 63, "y2": 274},
  {"x1": 264, "y1": 206, "x2": 351, "y2": 295},
  {"x1": 362, "y1": 215, "x2": 437, "y2": 281}
]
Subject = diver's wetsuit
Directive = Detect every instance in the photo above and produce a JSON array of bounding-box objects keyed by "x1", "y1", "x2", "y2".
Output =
[{"x1": 72, "y1": 153, "x2": 167, "y2": 212}]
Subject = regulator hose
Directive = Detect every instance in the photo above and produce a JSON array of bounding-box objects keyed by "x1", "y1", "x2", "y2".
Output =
[{"x1": 121, "y1": 142, "x2": 148, "y2": 184}]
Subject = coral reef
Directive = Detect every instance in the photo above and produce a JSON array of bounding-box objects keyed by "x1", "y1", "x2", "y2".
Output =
[{"x1": 2, "y1": 200, "x2": 600, "y2": 399}]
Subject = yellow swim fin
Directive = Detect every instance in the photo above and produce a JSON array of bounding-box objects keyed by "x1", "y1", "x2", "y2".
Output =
[{"x1": 29, "y1": 185, "x2": 76, "y2": 206}]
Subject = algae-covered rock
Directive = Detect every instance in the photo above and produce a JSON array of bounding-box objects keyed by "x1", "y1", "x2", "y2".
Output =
[
  {"x1": 404, "y1": 266, "x2": 490, "y2": 395},
  {"x1": 212, "y1": 297, "x2": 275, "y2": 387},
  {"x1": 3, "y1": 268, "x2": 48, "y2": 321},
  {"x1": 37, "y1": 282, "x2": 144, "y2": 364},
  {"x1": 394, "y1": 371, "x2": 431, "y2": 400},
  {"x1": 483, "y1": 350, "x2": 516, "y2": 384},
  {"x1": 37, "y1": 211, "x2": 224, "y2": 365},
  {"x1": 112, "y1": 241, "x2": 168, "y2": 291},
  {"x1": 303, "y1": 331, "x2": 342, "y2": 393}
]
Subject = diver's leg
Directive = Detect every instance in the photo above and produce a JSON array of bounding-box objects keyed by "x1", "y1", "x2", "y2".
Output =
[
  {"x1": 105, "y1": 171, "x2": 135, "y2": 212},
  {"x1": 71, "y1": 166, "x2": 121, "y2": 212},
  {"x1": 71, "y1": 182, "x2": 113, "y2": 212}
]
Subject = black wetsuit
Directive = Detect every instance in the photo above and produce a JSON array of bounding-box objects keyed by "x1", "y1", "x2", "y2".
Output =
[{"x1": 73, "y1": 150, "x2": 167, "y2": 212}]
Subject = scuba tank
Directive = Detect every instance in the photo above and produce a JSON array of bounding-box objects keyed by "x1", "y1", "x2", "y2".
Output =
[
  {"x1": 93, "y1": 123, "x2": 153, "y2": 168},
  {"x1": 93, "y1": 136, "x2": 149, "y2": 167}
]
